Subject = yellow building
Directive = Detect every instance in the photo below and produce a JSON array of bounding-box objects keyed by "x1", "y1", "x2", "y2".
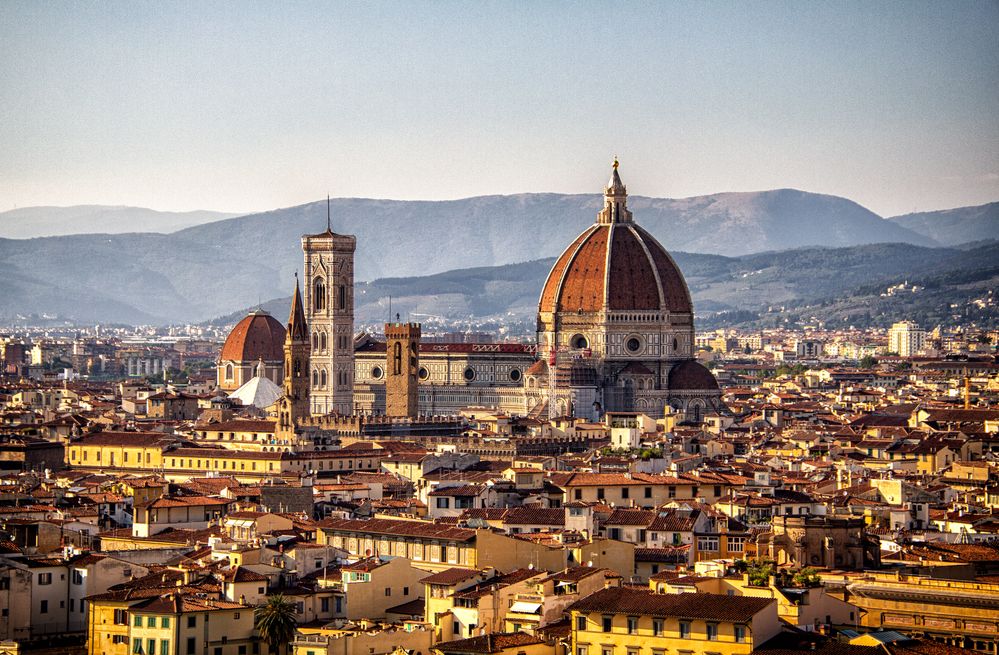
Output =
[
  {"x1": 841, "y1": 572, "x2": 999, "y2": 652},
  {"x1": 317, "y1": 517, "x2": 567, "y2": 573},
  {"x1": 569, "y1": 587, "x2": 780, "y2": 655},
  {"x1": 67, "y1": 431, "x2": 383, "y2": 482},
  {"x1": 87, "y1": 591, "x2": 255, "y2": 655}
]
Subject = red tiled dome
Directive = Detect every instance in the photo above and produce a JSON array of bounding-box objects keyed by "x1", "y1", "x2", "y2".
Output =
[
  {"x1": 220, "y1": 310, "x2": 286, "y2": 362},
  {"x1": 539, "y1": 222, "x2": 692, "y2": 314},
  {"x1": 668, "y1": 360, "x2": 720, "y2": 391}
]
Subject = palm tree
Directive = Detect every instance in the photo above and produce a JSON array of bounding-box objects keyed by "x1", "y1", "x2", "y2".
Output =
[{"x1": 255, "y1": 594, "x2": 298, "y2": 655}]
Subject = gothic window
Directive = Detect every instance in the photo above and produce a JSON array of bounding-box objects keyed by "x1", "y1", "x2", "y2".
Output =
[
  {"x1": 293, "y1": 358, "x2": 301, "y2": 377},
  {"x1": 393, "y1": 342, "x2": 402, "y2": 376},
  {"x1": 320, "y1": 369, "x2": 327, "y2": 388},
  {"x1": 313, "y1": 278, "x2": 326, "y2": 312},
  {"x1": 319, "y1": 331, "x2": 327, "y2": 353},
  {"x1": 312, "y1": 332, "x2": 318, "y2": 349},
  {"x1": 312, "y1": 369, "x2": 318, "y2": 387},
  {"x1": 338, "y1": 285, "x2": 346, "y2": 310}
]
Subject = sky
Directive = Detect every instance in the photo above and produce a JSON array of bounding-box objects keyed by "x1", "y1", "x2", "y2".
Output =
[{"x1": 1, "y1": 1, "x2": 997, "y2": 217}]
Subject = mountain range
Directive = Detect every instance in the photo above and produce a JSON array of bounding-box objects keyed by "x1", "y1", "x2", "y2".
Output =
[
  {"x1": 0, "y1": 205, "x2": 239, "y2": 239},
  {"x1": 886, "y1": 201, "x2": 999, "y2": 246},
  {"x1": 0, "y1": 190, "x2": 995, "y2": 325}
]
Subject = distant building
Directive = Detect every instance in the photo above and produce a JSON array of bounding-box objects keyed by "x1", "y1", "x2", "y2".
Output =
[{"x1": 888, "y1": 321, "x2": 926, "y2": 357}]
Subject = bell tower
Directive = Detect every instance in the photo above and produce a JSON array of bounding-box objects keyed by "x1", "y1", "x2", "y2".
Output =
[
  {"x1": 385, "y1": 322, "x2": 420, "y2": 418},
  {"x1": 277, "y1": 278, "x2": 310, "y2": 438},
  {"x1": 302, "y1": 198, "x2": 356, "y2": 415}
]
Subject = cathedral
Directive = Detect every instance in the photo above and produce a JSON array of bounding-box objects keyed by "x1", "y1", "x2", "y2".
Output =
[{"x1": 220, "y1": 162, "x2": 723, "y2": 422}]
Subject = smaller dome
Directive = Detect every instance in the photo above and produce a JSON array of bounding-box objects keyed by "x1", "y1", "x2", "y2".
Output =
[
  {"x1": 220, "y1": 310, "x2": 286, "y2": 362},
  {"x1": 668, "y1": 360, "x2": 720, "y2": 391},
  {"x1": 229, "y1": 375, "x2": 284, "y2": 409}
]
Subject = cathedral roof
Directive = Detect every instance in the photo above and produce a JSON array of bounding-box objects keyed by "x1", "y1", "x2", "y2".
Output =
[
  {"x1": 668, "y1": 360, "x2": 720, "y2": 391},
  {"x1": 220, "y1": 310, "x2": 286, "y2": 363},
  {"x1": 539, "y1": 162, "x2": 693, "y2": 315}
]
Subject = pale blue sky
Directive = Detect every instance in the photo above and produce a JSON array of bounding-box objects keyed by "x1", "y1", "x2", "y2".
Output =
[{"x1": 1, "y1": 1, "x2": 997, "y2": 216}]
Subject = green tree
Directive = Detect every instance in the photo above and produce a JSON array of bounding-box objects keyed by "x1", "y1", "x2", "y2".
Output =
[
  {"x1": 792, "y1": 567, "x2": 821, "y2": 588},
  {"x1": 255, "y1": 594, "x2": 298, "y2": 655},
  {"x1": 858, "y1": 355, "x2": 878, "y2": 369},
  {"x1": 747, "y1": 561, "x2": 775, "y2": 586}
]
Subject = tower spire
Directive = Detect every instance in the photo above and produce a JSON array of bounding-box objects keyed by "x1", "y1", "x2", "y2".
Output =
[
  {"x1": 288, "y1": 275, "x2": 308, "y2": 341},
  {"x1": 326, "y1": 195, "x2": 331, "y2": 232}
]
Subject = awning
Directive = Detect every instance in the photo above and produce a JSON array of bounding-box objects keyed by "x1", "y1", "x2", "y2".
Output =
[{"x1": 509, "y1": 601, "x2": 542, "y2": 614}]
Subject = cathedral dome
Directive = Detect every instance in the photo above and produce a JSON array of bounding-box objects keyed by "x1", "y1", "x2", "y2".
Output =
[
  {"x1": 667, "y1": 360, "x2": 720, "y2": 391},
  {"x1": 539, "y1": 162, "x2": 692, "y2": 315},
  {"x1": 220, "y1": 310, "x2": 286, "y2": 362}
]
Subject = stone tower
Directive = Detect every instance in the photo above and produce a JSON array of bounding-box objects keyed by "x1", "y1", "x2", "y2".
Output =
[
  {"x1": 302, "y1": 207, "x2": 356, "y2": 415},
  {"x1": 385, "y1": 322, "x2": 420, "y2": 418},
  {"x1": 277, "y1": 278, "x2": 310, "y2": 438}
]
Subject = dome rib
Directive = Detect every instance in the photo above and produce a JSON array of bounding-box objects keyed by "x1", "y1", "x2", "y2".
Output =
[{"x1": 539, "y1": 225, "x2": 601, "y2": 313}]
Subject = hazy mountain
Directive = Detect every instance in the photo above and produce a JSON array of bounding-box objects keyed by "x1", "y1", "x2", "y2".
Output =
[
  {"x1": 0, "y1": 190, "x2": 966, "y2": 324},
  {"x1": 177, "y1": 189, "x2": 936, "y2": 284},
  {"x1": 0, "y1": 205, "x2": 239, "y2": 239},
  {"x1": 212, "y1": 242, "x2": 999, "y2": 333},
  {"x1": 887, "y1": 201, "x2": 999, "y2": 246}
]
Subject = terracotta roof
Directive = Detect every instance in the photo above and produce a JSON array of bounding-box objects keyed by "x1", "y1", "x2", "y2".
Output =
[
  {"x1": 220, "y1": 310, "x2": 285, "y2": 362},
  {"x1": 538, "y1": 184, "x2": 692, "y2": 315},
  {"x1": 435, "y1": 632, "x2": 543, "y2": 654},
  {"x1": 419, "y1": 567, "x2": 481, "y2": 585},
  {"x1": 569, "y1": 586, "x2": 774, "y2": 621},
  {"x1": 319, "y1": 517, "x2": 476, "y2": 542},
  {"x1": 668, "y1": 360, "x2": 720, "y2": 391}
]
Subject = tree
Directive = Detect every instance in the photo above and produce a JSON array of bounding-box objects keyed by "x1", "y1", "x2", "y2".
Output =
[
  {"x1": 792, "y1": 567, "x2": 821, "y2": 588},
  {"x1": 747, "y1": 561, "x2": 775, "y2": 586},
  {"x1": 858, "y1": 355, "x2": 878, "y2": 369},
  {"x1": 255, "y1": 594, "x2": 298, "y2": 655}
]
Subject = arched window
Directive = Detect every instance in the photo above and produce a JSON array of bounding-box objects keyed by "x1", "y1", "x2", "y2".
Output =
[
  {"x1": 313, "y1": 278, "x2": 326, "y2": 312},
  {"x1": 320, "y1": 331, "x2": 327, "y2": 353},
  {"x1": 393, "y1": 342, "x2": 402, "y2": 376},
  {"x1": 225, "y1": 363, "x2": 234, "y2": 380},
  {"x1": 312, "y1": 369, "x2": 318, "y2": 387},
  {"x1": 320, "y1": 369, "x2": 327, "y2": 388},
  {"x1": 312, "y1": 332, "x2": 318, "y2": 349},
  {"x1": 338, "y1": 285, "x2": 346, "y2": 310}
]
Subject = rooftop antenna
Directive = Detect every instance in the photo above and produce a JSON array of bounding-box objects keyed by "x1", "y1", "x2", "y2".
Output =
[{"x1": 326, "y1": 195, "x2": 331, "y2": 232}]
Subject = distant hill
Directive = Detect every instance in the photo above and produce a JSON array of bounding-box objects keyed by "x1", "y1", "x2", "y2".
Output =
[
  {"x1": 213, "y1": 242, "x2": 999, "y2": 333},
  {"x1": 0, "y1": 205, "x2": 239, "y2": 239},
  {"x1": 0, "y1": 189, "x2": 982, "y2": 325},
  {"x1": 887, "y1": 201, "x2": 999, "y2": 246},
  {"x1": 177, "y1": 189, "x2": 936, "y2": 285}
]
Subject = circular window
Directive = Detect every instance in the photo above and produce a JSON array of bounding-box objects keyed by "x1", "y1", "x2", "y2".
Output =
[
  {"x1": 626, "y1": 337, "x2": 642, "y2": 353},
  {"x1": 571, "y1": 334, "x2": 588, "y2": 349},
  {"x1": 463, "y1": 367, "x2": 476, "y2": 381},
  {"x1": 509, "y1": 369, "x2": 522, "y2": 382},
  {"x1": 371, "y1": 366, "x2": 383, "y2": 380},
  {"x1": 418, "y1": 366, "x2": 430, "y2": 381}
]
